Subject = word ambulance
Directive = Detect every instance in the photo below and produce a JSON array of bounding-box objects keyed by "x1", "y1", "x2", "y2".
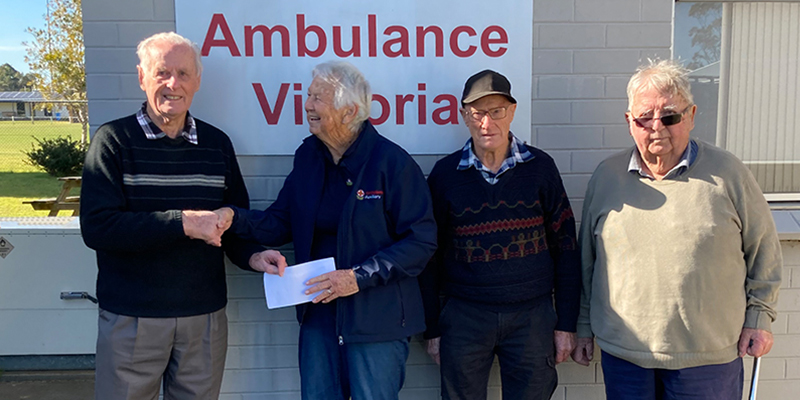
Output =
[{"x1": 201, "y1": 13, "x2": 509, "y2": 58}]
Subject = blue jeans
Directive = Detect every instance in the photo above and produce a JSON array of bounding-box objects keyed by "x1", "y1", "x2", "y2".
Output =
[
  {"x1": 298, "y1": 303, "x2": 410, "y2": 400},
  {"x1": 439, "y1": 297, "x2": 558, "y2": 400},
  {"x1": 601, "y1": 351, "x2": 744, "y2": 400}
]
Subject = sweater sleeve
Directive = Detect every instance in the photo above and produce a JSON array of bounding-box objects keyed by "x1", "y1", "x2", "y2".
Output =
[
  {"x1": 418, "y1": 164, "x2": 448, "y2": 339},
  {"x1": 576, "y1": 172, "x2": 598, "y2": 338},
  {"x1": 352, "y1": 153, "x2": 438, "y2": 290},
  {"x1": 80, "y1": 123, "x2": 186, "y2": 252},
  {"x1": 733, "y1": 162, "x2": 782, "y2": 332},
  {"x1": 541, "y1": 159, "x2": 582, "y2": 333}
]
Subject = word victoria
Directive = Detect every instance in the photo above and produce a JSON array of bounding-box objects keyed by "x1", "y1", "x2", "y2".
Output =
[{"x1": 253, "y1": 82, "x2": 460, "y2": 126}]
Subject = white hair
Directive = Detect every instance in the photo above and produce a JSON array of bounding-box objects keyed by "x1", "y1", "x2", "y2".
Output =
[
  {"x1": 627, "y1": 59, "x2": 694, "y2": 111},
  {"x1": 312, "y1": 61, "x2": 372, "y2": 133},
  {"x1": 137, "y1": 32, "x2": 203, "y2": 75}
]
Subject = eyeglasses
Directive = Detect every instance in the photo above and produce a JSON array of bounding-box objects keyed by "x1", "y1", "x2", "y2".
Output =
[
  {"x1": 631, "y1": 105, "x2": 693, "y2": 128},
  {"x1": 465, "y1": 106, "x2": 509, "y2": 122}
]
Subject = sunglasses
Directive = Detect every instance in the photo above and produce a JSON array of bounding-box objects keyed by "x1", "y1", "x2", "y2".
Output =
[{"x1": 631, "y1": 105, "x2": 692, "y2": 128}]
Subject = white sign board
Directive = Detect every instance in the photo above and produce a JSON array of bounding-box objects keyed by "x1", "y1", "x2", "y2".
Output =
[{"x1": 176, "y1": 0, "x2": 532, "y2": 155}]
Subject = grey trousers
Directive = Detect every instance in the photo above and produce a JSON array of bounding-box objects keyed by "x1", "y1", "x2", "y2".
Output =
[{"x1": 94, "y1": 307, "x2": 228, "y2": 400}]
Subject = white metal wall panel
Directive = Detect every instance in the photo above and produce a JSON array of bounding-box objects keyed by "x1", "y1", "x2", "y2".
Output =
[
  {"x1": 0, "y1": 219, "x2": 98, "y2": 355},
  {"x1": 723, "y1": 3, "x2": 800, "y2": 192}
]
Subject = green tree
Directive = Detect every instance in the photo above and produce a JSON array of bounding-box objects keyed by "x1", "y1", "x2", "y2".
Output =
[
  {"x1": 0, "y1": 63, "x2": 34, "y2": 91},
  {"x1": 24, "y1": 0, "x2": 88, "y2": 143},
  {"x1": 687, "y1": 3, "x2": 722, "y2": 70}
]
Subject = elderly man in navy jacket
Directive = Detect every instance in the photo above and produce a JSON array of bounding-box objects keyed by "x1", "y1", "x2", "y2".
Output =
[{"x1": 213, "y1": 61, "x2": 437, "y2": 400}]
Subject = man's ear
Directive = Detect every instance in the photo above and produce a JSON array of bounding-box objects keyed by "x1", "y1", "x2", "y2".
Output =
[
  {"x1": 686, "y1": 104, "x2": 697, "y2": 129},
  {"x1": 196, "y1": 72, "x2": 202, "y2": 91},
  {"x1": 507, "y1": 103, "x2": 517, "y2": 120},
  {"x1": 625, "y1": 113, "x2": 635, "y2": 137},
  {"x1": 137, "y1": 65, "x2": 146, "y2": 91},
  {"x1": 342, "y1": 104, "x2": 358, "y2": 124}
]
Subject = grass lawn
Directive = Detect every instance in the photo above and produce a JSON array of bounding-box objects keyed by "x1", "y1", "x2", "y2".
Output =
[
  {"x1": 0, "y1": 120, "x2": 84, "y2": 173},
  {"x1": 0, "y1": 172, "x2": 80, "y2": 216},
  {"x1": 0, "y1": 121, "x2": 85, "y2": 216}
]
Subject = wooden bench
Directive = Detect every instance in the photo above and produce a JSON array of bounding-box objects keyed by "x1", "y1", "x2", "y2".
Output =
[
  {"x1": 24, "y1": 196, "x2": 81, "y2": 211},
  {"x1": 23, "y1": 176, "x2": 82, "y2": 216}
]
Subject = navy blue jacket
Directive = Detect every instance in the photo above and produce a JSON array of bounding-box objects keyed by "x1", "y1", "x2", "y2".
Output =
[{"x1": 229, "y1": 122, "x2": 437, "y2": 343}]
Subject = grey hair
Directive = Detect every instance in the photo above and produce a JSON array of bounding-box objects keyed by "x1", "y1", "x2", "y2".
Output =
[
  {"x1": 137, "y1": 32, "x2": 203, "y2": 76},
  {"x1": 627, "y1": 59, "x2": 694, "y2": 111},
  {"x1": 312, "y1": 61, "x2": 372, "y2": 133}
]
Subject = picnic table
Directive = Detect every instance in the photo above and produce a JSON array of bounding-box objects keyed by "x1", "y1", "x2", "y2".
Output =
[{"x1": 23, "y1": 176, "x2": 81, "y2": 216}]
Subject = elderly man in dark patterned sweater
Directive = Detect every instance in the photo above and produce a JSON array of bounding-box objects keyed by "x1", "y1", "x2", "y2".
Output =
[
  {"x1": 80, "y1": 32, "x2": 276, "y2": 400},
  {"x1": 419, "y1": 70, "x2": 581, "y2": 400}
]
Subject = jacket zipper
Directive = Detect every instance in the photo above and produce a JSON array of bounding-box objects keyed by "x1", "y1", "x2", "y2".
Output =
[{"x1": 399, "y1": 282, "x2": 406, "y2": 328}]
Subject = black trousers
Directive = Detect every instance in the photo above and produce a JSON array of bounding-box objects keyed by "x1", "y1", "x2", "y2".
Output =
[{"x1": 439, "y1": 297, "x2": 558, "y2": 400}]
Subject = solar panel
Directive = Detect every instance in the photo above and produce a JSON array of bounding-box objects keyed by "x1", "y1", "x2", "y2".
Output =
[{"x1": 0, "y1": 91, "x2": 46, "y2": 101}]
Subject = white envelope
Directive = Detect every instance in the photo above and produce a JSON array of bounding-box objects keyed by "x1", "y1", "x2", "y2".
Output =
[{"x1": 262, "y1": 257, "x2": 336, "y2": 309}]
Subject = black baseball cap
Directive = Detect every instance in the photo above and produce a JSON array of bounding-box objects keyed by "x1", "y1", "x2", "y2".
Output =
[{"x1": 461, "y1": 69, "x2": 517, "y2": 105}]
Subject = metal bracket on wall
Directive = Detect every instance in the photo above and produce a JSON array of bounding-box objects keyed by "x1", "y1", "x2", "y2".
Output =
[{"x1": 59, "y1": 291, "x2": 98, "y2": 304}]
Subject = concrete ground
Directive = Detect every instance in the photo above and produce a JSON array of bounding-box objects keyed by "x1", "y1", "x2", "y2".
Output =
[{"x1": 0, "y1": 371, "x2": 94, "y2": 400}]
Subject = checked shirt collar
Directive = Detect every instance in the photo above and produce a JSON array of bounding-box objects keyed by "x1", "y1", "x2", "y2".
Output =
[
  {"x1": 136, "y1": 102, "x2": 198, "y2": 145},
  {"x1": 457, "y1": 132, "x2": 534, "y2": 185}
]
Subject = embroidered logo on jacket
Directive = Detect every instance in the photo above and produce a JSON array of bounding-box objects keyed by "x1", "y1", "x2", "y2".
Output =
[{"x1": 356, "y1": 189, "x2": 383, "y2": 200}]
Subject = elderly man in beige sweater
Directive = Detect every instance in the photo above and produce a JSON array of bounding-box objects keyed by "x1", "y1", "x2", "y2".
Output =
[{"x1": 572, "y1": 59, "x2": 781, "y2": 400}]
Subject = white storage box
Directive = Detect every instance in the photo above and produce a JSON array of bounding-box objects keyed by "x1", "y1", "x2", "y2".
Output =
[{"x1": 0, "y1": 217, "x2": 97, "y2": 355}]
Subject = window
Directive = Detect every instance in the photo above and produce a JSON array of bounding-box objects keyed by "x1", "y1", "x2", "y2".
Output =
[{"x1": 674, "y1": 1, "x2": 800, "y2": 195}]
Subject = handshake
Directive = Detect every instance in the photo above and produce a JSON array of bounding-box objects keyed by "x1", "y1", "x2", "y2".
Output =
[
  {"x1": 182, "y1": 207, "x2": 235, "y2": 247},
  {"x1": 182, "y1": 207, "x2": 288, "y2": 276}
]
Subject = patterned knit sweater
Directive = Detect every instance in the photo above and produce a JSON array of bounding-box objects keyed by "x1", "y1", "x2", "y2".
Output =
[
  {"x1": 420, "y1": 146, "x2": 581, "y2": 337},
  {"x1": 80, "y1": 114, "x2": 259, "y2": 318}
]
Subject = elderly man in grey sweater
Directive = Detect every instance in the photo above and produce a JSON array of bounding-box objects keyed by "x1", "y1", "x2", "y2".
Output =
[{"x1": 573, "y1": 59, "x2": 781, "y2": 400}]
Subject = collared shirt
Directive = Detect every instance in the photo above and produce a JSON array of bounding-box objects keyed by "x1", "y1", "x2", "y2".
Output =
[
  {"x1": 314, "y1": 123, "x2": 370, "y2": 175},
  {"x1": 310, "y1": 127, "x2": 363, "y2": 263},
  {"x1": 457, "y1": 132, "x2": 534, "y2": 185},
  {"x1": 628, "y1": 139, "x2": 698, "y2": 180},
  {"x1": 135, "y1": 102, "x2": 198, "y2": 145}
]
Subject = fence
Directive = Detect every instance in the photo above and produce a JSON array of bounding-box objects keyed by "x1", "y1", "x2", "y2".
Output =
[{"x1": 0, "y1": 101, "x2": 88, "y2": 173}]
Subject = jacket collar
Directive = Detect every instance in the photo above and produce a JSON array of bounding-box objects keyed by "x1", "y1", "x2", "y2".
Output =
[{"x1": 306, "y1": 120, "x2": 379, "y2": 174}]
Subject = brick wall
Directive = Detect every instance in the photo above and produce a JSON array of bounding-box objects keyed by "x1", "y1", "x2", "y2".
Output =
[
  {"x1": 82, "y1": 0, "x2": 800, "y2": 398},
  {"x1": 532, "y1": 0, "x2": 671, "y2": 220}
]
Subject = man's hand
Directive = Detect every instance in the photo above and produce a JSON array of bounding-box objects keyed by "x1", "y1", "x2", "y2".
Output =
[
  {"x1": 305, "y1": 269, "x2": 359, "y2": 304},
  {"x1": 571, "y1": 337, "x2": 594, "y2": 366},
  {"x1": 554, "y1": 330, "x2": 576, "y2": 364},
  {"x1": 249, "y1": 250, "x2": 288, "y2": 276},
  {"x1": 426, "y1": 338, "x2": 441, "y2": 365},
  {"x1": 738, "y1": 328, "x2": 774, "y2": 358},
  {"x1": 214, "y1": 207, "x2": 234, "y2": 232},
  {"x1": 182, "y1": 210, "x2": 225, "y2": 246}
]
